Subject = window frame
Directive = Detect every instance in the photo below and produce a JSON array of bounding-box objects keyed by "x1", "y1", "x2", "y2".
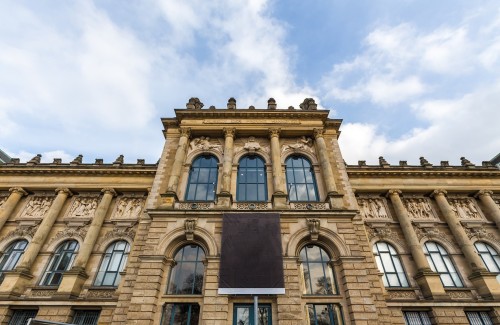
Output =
[
  {"x1": 167, "y1": 244, "x2": 206, "y2": 295},
  {"x1": 424, "y1": 241, "x2": 463, "y2": 288},
  {"x1": 403, "y1": 311, "x2": 432, "y2": 325},
  {"x1": 8, "y1": 310, "x2": 37, "y2": 325},
  {"x1": 72, "y1": 310, "x2": 101, "y2": 325},
  {"x1": 0, "y1": 239, "x2": 28, "y2": 281},
  {"x1": 372, "y1": 241, "x2": 409, "y2": 288},
  {"x1": 465, "y1": 311, "x2": 494, "y2": 325},
  {"x1": 160, "y1": 303, "x2": 200, "y2": 325},
  {"x1": 299, "y1": 244, "x2": 338, "y2": 295},
  {"x1": 40, "y1": 240, "x2": 79, "y2": 287},
  {"x1": 185, "y1": 155, "x2": 219, "y2": 202},
  {"x1": 306, "y1": 304, "x2": 344, "y2": 325},
  {"x1": 285, "y1": 155, "x2": 319, "y2": 202},
  {"x1": 474, "y1": 242, "x2": 500, "y2": 280},
  {"x1": 236, "y1": 155, "x2": 268, "y2": 202},
  {"x1": 94, "y1": 240, "x2": 130, "y2": 287}
]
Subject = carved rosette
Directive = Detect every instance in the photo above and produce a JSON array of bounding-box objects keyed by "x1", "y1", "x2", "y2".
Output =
[
  {"x1": 358, "y1": 198, "x2": 390, "y2": 219},
  {"x1": 448, "y1": 198, "x2": 483, "y2": 220},
  {"x1": 402, "y1": 198, "x2": 436, "y2": 220},
  {"x1": 307, "y1": 219, "x2": 320, "y2": 241},
  {"x1": 184, "y1": 219, "x2": 197, "y2": 241}
]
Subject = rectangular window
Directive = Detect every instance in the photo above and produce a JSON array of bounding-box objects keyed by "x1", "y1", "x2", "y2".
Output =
[
  {"x1": 73, "y1": 310, "x2": 100, "y2": 325},
  {"x1": 306, "y1": 304, "x2": 343, "y2": 325},
  {"x1": 403, "y1": 311, "x2": 432, "y2": 325},
  {"x1": 9, "y1": 310, "x2": 37, "y2": 325},
  {"x1": 466, "y1": 311, "x2": 493, "y2": 325},
  {"x1": 161, "y1": 304, "x2": 200, "y2": 325}
]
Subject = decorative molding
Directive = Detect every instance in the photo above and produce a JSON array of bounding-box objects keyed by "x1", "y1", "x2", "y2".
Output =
[
  {"x1": 233, "y1": 202, "x2": 271, "y2": 210},
  {"x1": 463, "y1": 224, "x2": 500, "y2": 246},
  {"x1": 97, "y1": 226, "x2": 136, "y2": 249},
  {"x1": 413, "y1": 223, "x2": 457, "y2": 250},
  {"x1": 202, "y1": 119, "x2": 302, "y2": 125},
  {"x1": 290, "y1": 202, "x2": 329, "y2": 210},
  {"x1": 30, "y1": 289, "x2": 57, "y2": 297},
  {"x1": 86, "y1": 289, "x2": 116, "y2": 299},
  {"x1": 48, "y1": 225, "x2": 89, "y2": 246},
  {"x1": 358, "y1": 198, "x2": 390, "y2": 219},
  {"x1": 387, "y1": 290, "x2": 417, "y2": 300},
  {"x1": 176, "y1": 202, "x2": 214, "y2": 210},
  {"x1": 365, "y1": 223, "x2": 407, "y2": 250},
  {"x1": 447, "y1": 290, "x2": 473, "y2": 299},
  {"x1": 184, "y1": 219, "x2": 197, "y2": 241},
  {"x1": 3, "y1": 224, "x2": 39, "y2": 241},
  {"x1": 403, "y1": 198, "x2": 437, "y2": 220}
]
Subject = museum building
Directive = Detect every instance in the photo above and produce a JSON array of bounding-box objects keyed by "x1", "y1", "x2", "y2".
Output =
[{"x1": 0, "y1": 98, "x2": 499, "y2": 325}]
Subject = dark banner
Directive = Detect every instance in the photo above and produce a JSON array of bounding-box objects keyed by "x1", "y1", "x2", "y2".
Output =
[{"x1": 218, "y1": 213, "x2": 285, "y2": 295}]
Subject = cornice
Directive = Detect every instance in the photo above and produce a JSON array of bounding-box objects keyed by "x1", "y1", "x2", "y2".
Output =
[
  {"x1": 0, "y1": 165, "x2": 157, "y2": 176},
  {"x1": 347, "y1": 167, "x2": 500, "y2": 178}
]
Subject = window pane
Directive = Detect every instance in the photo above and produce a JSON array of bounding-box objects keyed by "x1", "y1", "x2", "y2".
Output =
[
  {"x1": 246, "y1": 185, "x2": 257, "y2": 201},
  {"x1": 167, "y1": 245, "x2": 205, "y2": 295},
  {"x1": 185, "y1": 156, "x2": 218, "y2": 202},
  {"x1": 161, "y1": 304, "x2": 200, "y2": 325},
  {"x1": 194, "y1": 184, "x2": 208, "y2": 201}
]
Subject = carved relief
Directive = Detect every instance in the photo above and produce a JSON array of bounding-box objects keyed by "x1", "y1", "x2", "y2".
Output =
[
  {"x1": 281, "y1": 136, "x2": 314, "y2": 154},
  {"x1": 290, "y1": 202, "x2": 329, "y2": 210},
  {"x1": 66, "y1": 197, "x2": 98, "y2": 219},
  {"x1": 234, "y1": 137, "x2": 270, "y2": 156},
  {"x1": 449, "y1": 198, "x2": 483, "y2": 220},
  {"x1": 48, "y1": 225, "x2": 88, "y2": 246},
  {"x1": 307, "y1": 219, "x2": 320, "y2": 241},
  {"x1": 86, "y1": 289, "x2": 115, "y2": 299},
  {"x1": 413, "y1": 224, "x2": 457, "y2": 250},
  {"x1": 403, "y1": 198, "x2": 436, "y2": 220},
  {"x1": 447, "y1": 290, "x2": 473, "y2": 299},
  {"x1": 188, "y1": 136, "x2": 223, "y2": 153},
  {"x1": 30, "y1": 289, "x2": 57, "y2": 297},
  {"x1": 387, "y1": 290, "x2": 417, "y2": 299},
  {"x1": 97, "y1": 226, "x2": 136, "y2": 249},
  {"x1": 3, "y1": 224, "x2": 39, "y2": 241},
  {"x1": 184, "y1": 219, "x2": 196, "y2": 240},
  {"x1": 113, "y1": 197, "x2": 145, "y2": 220},
  {"x1": 358, "y1": 198, "x2": 390, "y2": 219},
  {"x1": 234, "y1": 202, "x2": 270, "y2": 210},
  {"x1": 20, "y1": 196, "x2": 53, "y2": 218},
  {"x1": 464, "y1": 225, "x2": 500, "y2": 246},
  {"x1": 366, "y1": 223, "x2": 406, "y2": 250}
]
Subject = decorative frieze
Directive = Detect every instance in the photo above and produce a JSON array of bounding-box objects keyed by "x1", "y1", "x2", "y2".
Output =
[
  {"x1": 177, "y1": 202, "x2": 213, "y2": 210},
  {"x1": 66, "y1": 196, "x2": 99, "y2": 219},
  {"x1": 3, "y1": 224, "x2": 39, "y2": 241},
  {"x1": 447, "y1": 290, "x2": 474, "y2": 300},
  {"x1": 403, "y1": 198, "x2": 436, "y2": 220},
  {"x1": 30, "y1": 289, "x2": 57, "y2": 297},
  {"x1": 448, "y1": 198, "x2": 483, "y2": 220},
  {"x1": 48, "y1": 225, "x2": 89, "y2": 245},
  {"x1": 387, "y1": 290, "x2": 417, "y2": 300},
  {"x1": 358, "y1": 198, "x2": 390, "y2": 219},
  {"x1": 233, "y1": 202, "x2": 270, "y2": 210},
  {"x1": 188, "y1": 136, "x2": 223, "y2": 154},
  {"x1": 290, "y1": 202, "x2": 329, "y2": 210},
  {"x1": 86, "y1": 289, "x2": 116, "y2": 299},
  {"x1": 112, "y1": 197, "x2": 145, "y2": 219},
  {"x1": 19, "y1": 196, "x2": 54, "y2": 219}
]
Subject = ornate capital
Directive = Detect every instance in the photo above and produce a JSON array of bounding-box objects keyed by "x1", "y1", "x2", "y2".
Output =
[
  {"x1": 55, "y1": 188, "x2": 73, "y2": 197},
  {"x1": 313, "y1": 128, "x2": 324, "y2": 139},
  {"x1": 101, "y1": 188, "x2": 117, "y2": 197},
  {"x1": 223, "y1": 127, "x2": 236, "y2": 138},
  {"x1": 268, "y1": 128, "x2": 280, "y2": 138},
  {"x1": 431, "y1": 189, "x2": 447, "y2": 198},
  {"x1": 386, "y1": 189, "x2": 402, "y2": 197},
  {"x1": 9, "y1": 187, "x2": 28, "y2": 196},
  {"x1": 179, "y1": 127, "x2": 191, "y2": 138},
  {"x1": 475, "y1": 190, "x2": 493, "y2": 199}
]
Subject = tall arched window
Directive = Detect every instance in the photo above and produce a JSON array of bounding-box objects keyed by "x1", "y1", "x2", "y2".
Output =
[
  {"x1": 40, "y1": 240, "x2": 79, "y2": 286},
  {"x1": 474, "y1": 242, "x2": 500, "y2": 281},
  {"x1": 286, "y1": 156, "x2": 318, "y2": 202},
  {"x1": 300, "y1": 245, "x2": 337, "y2": 295},
  {"x1": 372, "y1": 242, "x2": 409, "y2": 287},
  {"x1": 94, "y1": 240, "x2": 130, "y2": 287},
  {"x1": 424, "y1": 241, "x2": 463, "y2": 287},
  {"x1": 0, "y1": 240, "x2": 28, "y2": 281},
  {"x1": 167, "y1": 245, "x2": 206, "y2": 295},
  {"x1": 185, "y1": 155, "x2": 219, "y2": 201},
  {"x1": 237, "y1": 156, "x2": 267, "y2": 202}
]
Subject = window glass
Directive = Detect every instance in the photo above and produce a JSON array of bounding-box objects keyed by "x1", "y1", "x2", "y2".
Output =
[
  {"x1": 185, "y1": 155, "x2": 218, "y2": 202},
  {"x1": 40, "y1": 240, "x2": 79, "y2": 286},
  {"x1": 167, "y1": 245, "x2": 205, "y2": 295},
  {"x1": 285, "y1": 156, "x2": 319, "y2": 202},
  {"x1": 161, "y1": 304, "x2": 200, "y2": 325},
  {"x1": 372, "y1": 242, "x2": 409, "y2": 287},
  {"x1": 0, "y1": 240, "x2": 28, "y2": 282},
  {"x1": 306, "y1": 304, "x2": 343, "y2": 325},
  {"x1": 94, "y1": 241, "x2": 130, "y2": 287},
  {"x1": 300, "y1": 245, "x2": 337, "y2": 295},
  {"x1": 403, "y1": 311, "x2": 432, "y2": 325},
  {"x1": 8, "y1": 310, "x2": 37, "y2": 325},
  {"x1": 237, "y1": 156, "x2": 267, "y2": 202},
  {"x1": 466, "y1": 311, "x2": 493, "y2": 325},
  {"x1": 73, "y1": 310, "x2": 100, "y2": 325},
  {"x1": 424, "y1": 241, "x2": 463, "y2": 287},
  {"x1": 475, "y1": 242, "x2": 500, "y2": 282}
]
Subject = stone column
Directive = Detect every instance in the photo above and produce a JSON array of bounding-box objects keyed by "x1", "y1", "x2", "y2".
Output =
[
  {"x1": 432, "y1": 189, "x2": 500, "y2": 299},
  {"x1": 269, "y1": 128, "x2": 288, "y2": 209},
  {"x1": 475, "y1": 190, "x2": 500, "y2": 229},
  {"x1": 162, "y1": 127, "x2": 191, "y2": 208},
  {"x1": 57, "y1": 188, "x2": 117, "y2": 298},
  {"x1": 217, "y1": 128, "x2": 235, "y2": 208},
  {"x1": 386, "y1": 190, "x2": 446, "y2": 299},
  {"x1": 313, "y1": 128, "x2": 343, "y2": 208},
  {"x1": 0, "y1": 188, "x2": 72, "y2": 297},
  {"x1": 0, "y1": 187, "x2": 28, "y2": 231}
]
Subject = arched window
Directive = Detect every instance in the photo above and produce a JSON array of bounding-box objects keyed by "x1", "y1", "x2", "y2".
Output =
[
  {"x1": 474, "y1": 242, "x2": 500, "y2": 281},
  {"x1": 40, "y1": 240, "x2": 79, "y2": 286},
  {"x1": 300, "y1": 245, "x2": 337, "y2": 295},
  {"x1": 185, "y1": 155, "x2": 219, "y2": 201},
  {"x1": 372, "y1": 242, "x2": 409, "y2": 287},
  {"x1": 424, "y1": 241, "x2": 463, "y2": 287},
  {"x1": 285, "y1": 156, "x2": 318, "y2": 202},
  {"x1": 167, "y1": 245, "x2": 205, "y2": 295},
  {"x1": 236, "y1": 156, "x2": 267, "y2": 202},
  {"x1": 0, "y1": 240, "x2": 28, "y2": 281},
  {"x1": 94, "y1": 240, "x2": 130, "y2": 287}
]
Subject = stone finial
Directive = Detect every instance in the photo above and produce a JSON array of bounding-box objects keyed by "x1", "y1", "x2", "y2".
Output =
[
  {"x1": 248, "y1": 105, "x2": 255, "y2": 110},
  {"x1": 137, "y1": 159, "x2": 145, "y2": 165},
  {"x1": 461, "y1": 157, "x2": 475, "y2": 168},
  {"x1": 482, "y1": 161, "x2": 494, "y2": 168},
  {"x1": 399, "y1": 160, "x2": 408, "y2": 167},
  {"x1": 10, "y1": 158, "x2": 20, "y2": 165},
  {"x1": 209, "y1": 105, "x2": 216, "y2": 110},
  {"x1": 379, "y1": 156, "x2": 389, "y2": 167},
  {"x1": 27, "y1": 154, "x2": 42, "y2": 165},
  {"x1": 288, "y1": 106, "x2": 295, "y2": 110},
  {"x1": 52, "y1": 158, "x2": 62, "y2": 165},
  {"x1": 267, "y1": 98, "x2": 277, "y2": 110},
  {"x1": 307, "y1": 218, "x2": 320, "y2": 241},
  {"x1": 71, "y1": 154, "x2": 83, "y2": 165},
  {"x1": 440, "y1": 161, "x2": 450, "y2": 167},
  {"x1": 419, "y1": 157, "x2": 432, "y2": 168},
  {"x1": 186, "y1": 97, "x2": 204, "y2": 110},
  {"x1": 227, "y1": 97, "x2": 236, "y2": 109},
  {"x1": 113, "y1": 155, "x2": 124, "y2": 165},
  {"x1": 299, "y1": 98, "x2": 317, "y2": 110},
  {"x1": 358, "y1": 160, "x2": 367, "y2": 166},
  {"x1": 95, "y1": 159, "x2": 103, "y2": 165}
]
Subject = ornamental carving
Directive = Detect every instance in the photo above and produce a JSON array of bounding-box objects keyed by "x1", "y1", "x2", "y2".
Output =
[
  {"x1": 234, "y1": 202, "x2": 270, "y2": 210},
  {"x1": 98, "y1": 226, "x2": 136, "y2": 249},
  {"x1": 3, "y1": 224, "x2": 39, "y2": 241},
  {"x1": 281, "y1": 136, "x2": 314, "y2": 153},
  {"x1": 66, "y1": 197, "x2": 98, "y2": 219},
  {"x1": 387, "y1": 290, "x2": 417, "y2": 299},
  {"x1": 413, "y1": 224, "x2": 456, "y2": 250},
  {"x1": 113, "y1": 197, "x2": 145, "y2": 219},
  {"x1": 463, "y1": 225, "x2": 500, "y2": 246},
  {"x1": 403, "y1": 198, "x2": 436, "y2": 220},
  {"x1": 48, "y1": 225, "x2": 88, "y2": 246},
  {"x1": 290, "y1": 202, "x2": 329, "y2": 210},
  {"x1": 184, "y1": 219, "x2": 196, "y2": 241},
  {"x1": 86, "y1": 289, "x2": 115, "y2": 299},
  {"x1": 449, "y1": 198, "x2": 483, "y2": 220},
  {"x1": 447, "y1": 290, "x2": 473, "y2": 299},
  {"x1": 188, "y1": 136, "x2": 223, "y2": 153},
  {"x1": 358, "y1": 198, "x2": 390, "y2": 219},
  {"x1": 307, "y1": 219, "x2": 320, "y2": 241},
  {"x1": 30, "y1": 289, "x2": 57, "y2": 297},
  {"x1": 366, "y1": 223, "x2": 406, "y2": 250},
  {"x1": 177, "y1": 202, "x2": 213, "y2": 210},
  {"x1": 20, "y1": 196, "x2": 53, "y2": 218},
  {"x1": 234, "y1": 137, "x2": 270, "y2": 156}
]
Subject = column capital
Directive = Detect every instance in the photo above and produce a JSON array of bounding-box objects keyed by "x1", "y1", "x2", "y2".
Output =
[
  {"x1": 313, "y1": 128, "x2": 324, "y2": 139},
  {"x1": 101, "y1": 188, "x2": 117, "y2": 197},
  {"x1": 179, "y1": 127, "x2": 191, "y2": 138},
  {"x1": 55, "y1": 188, "x2": 73, "y2": 197},
  {"x1": 386, "y1": 189, "x2": 402, "y2": 197},
  {"x1": 475, "y1": 190, "x2": 494, "y2": 198},
  {"x1": 268, "y1": 128, "x2": 281, "y2": 138},
  {"x1": 223, "y1": 127, "x2": 236, "y2": 138},
  {"x1": 9, "y1": 187, "x2": 28, "y2": 196},
  {"x1": 431, "y1": 189, "x2": 447, "y2": 198}
]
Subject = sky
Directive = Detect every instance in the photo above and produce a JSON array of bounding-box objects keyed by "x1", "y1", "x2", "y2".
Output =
[{"x1": 0, "y1": 0, "x2": 499, "y2": 165}]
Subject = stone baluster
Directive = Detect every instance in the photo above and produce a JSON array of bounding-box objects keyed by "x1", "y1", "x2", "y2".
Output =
[
  {"x1": 0, "y1": 188, "x2": 72, "y2": 297},
  {"x1": 217, "y1": 128, "x2": 235, "y2": 208},
  {"x1": 386, "y1": 190, "x2": 446, "y2": 299},
  {"x1": 0, "y1": 187, "x2": 28, "y2": 231},
  {"x1": 57, "y1": 188, "x2": 117, "y2": 298},
  {"x1": 432, "y1": 189, "x2": 500, "y2": 299},
  {"x1": 475, "y1": 190, "x2": 500, "y2": 229},
  {"x1": 269, "y1": 128, "x2": 288, "y2": 209}
]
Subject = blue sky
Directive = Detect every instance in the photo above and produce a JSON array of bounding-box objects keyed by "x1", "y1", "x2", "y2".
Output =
[{"x1": 1, "y1": 0, "x2": 499, "y2": 165}]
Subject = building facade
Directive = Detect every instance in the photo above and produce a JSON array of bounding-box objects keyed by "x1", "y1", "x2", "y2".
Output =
[{"x1": 0, "y1": 98, "x2": 499, "y2": 325}]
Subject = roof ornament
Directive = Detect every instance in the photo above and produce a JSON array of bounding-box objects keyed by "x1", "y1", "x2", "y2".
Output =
[
  {"x1": 299, "y1": 98, "x2": 317, "y2": 110},
  {"x1": 461, "y1": 157, "x2": 475, "y2": 168},
  {"x1": 267, "y1": 98, "x2": 277, "y2": 110},
  {"x1": 378, "y1": 156, "x2": 390, "y2": 168},
  {"x1": 71, "y1": 154, "x2": 83, "y2": 165},
  {"x1": 186, "y1": 97, "x2": 204, "y2": 110},
  {"x1": 27, "y1": 154, "x2": 42, "y2": 165},
  {"x1": 419, "y1": 156, "x2": 432, "y2": 168},
  {"x1": 227, "y1": 97, "x2": 236, "y2": 109},
  {"x1": 113, "y1": 154, "x2": 124, "y2": 165}
]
